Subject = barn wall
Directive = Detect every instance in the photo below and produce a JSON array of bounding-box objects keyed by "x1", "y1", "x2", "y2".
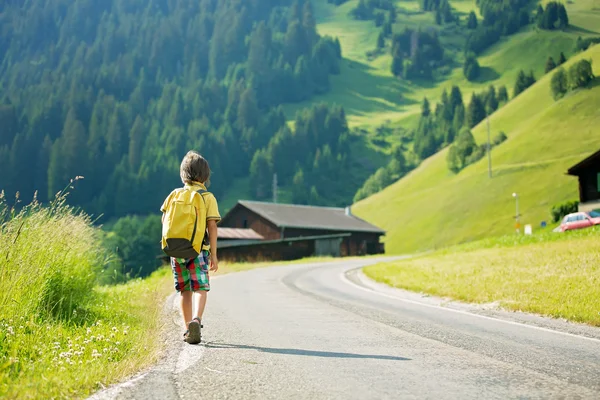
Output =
[{"x1": 220, "y1": 207, "x2": 281, "y2": 240}]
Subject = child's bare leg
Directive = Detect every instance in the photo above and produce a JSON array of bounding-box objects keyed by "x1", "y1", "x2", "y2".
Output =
[
  {"x1": 194, "y1": 291, "x2": 208, "y2": 321},
  {"x1": 181, "y1": 291, "x2": 193, "y2": 328}
]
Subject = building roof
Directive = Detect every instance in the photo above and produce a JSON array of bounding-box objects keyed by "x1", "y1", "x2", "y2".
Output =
[
  {"x1": 567, "y1": 149, "x2": 600, "y2": 176},
  {"x1": 218, "y1": 227, "x2": 264, "y2": 240},
  {"x1": 230, "y1": 201, "x2": 385, "y2": 234},
  {"x1": 218, "y1": 233, "x2": 351, "y2": 249}
]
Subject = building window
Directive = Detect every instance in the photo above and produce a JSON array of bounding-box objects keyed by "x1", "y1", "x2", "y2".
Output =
[{"x1": 243, "y1": 219, "x2": 248, "y2": 229}]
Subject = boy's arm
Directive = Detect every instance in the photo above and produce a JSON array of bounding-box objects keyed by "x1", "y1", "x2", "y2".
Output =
[{"x1": 207, "y1": 219, "x2": 218, "y2": 272}]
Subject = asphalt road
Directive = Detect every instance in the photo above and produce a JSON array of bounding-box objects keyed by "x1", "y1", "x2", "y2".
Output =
[{"x1": 90, "y1": 258, "x2": 600, "y2": 400}]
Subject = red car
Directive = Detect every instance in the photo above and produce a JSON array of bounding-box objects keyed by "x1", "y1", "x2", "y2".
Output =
[{"x1": 559, "y1": 211, "x2": 600, "y2": 232}]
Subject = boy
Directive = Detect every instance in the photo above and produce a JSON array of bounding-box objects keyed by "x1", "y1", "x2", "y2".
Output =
[{"x1": 160, "y1": 151, "x2": 220, "y2": 344}]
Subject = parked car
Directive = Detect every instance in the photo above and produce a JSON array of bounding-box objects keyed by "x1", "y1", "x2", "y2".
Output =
[{"x1": 559, "y1": 211, "x2": 600, "y2": 232}]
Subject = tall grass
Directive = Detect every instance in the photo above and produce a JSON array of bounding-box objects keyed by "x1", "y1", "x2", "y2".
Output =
[
  {"x1": 0, "y1": 187, "x2": 172, "y2": 399},
  {"x1": 0, "y1": 187, "x2": 109, "y2": 321}
]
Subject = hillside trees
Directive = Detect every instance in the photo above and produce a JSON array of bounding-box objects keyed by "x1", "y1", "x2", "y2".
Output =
[
  {"x1": 537, "y1": 1, "x2": 569, "y2": 30},
  {"x1": 545, "y1": 56, "x2": 557, "y2": 73},
  {"x1": 552, "y1": 59, "x2": 595, "y2": 99},
  {"x1": 251, "y1": 103, "x2": 353, "y2": 205},
  {"x1": 0, "y1": 0, "x2": 356, "y2": 219},
  {"x1": 465, "y1": 0, "x2": 531, "y2": 55},
  {"x1": 391, "y1": 28, "x2": 445, "y2": 79},
  {"x1": 467, "y1": 11, "x2": 478, "y2": 29},
  {"x1": 513, "y1": 70, "x2": 537, "y2": 97},
  {"x1": 551, "y1": 68, "x2": 569, "y2": 99},
  {"x1": 463, "y1": 53, "x2": 481, "y2": 81}
]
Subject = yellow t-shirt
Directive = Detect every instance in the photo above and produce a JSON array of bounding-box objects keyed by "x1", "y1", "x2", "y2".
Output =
[{"x1": 160, "y1": 181, "x2": 221, "y2": 251}]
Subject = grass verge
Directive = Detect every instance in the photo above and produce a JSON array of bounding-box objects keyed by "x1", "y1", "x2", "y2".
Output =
[
  {"x1": 0, "y1": 192, "x2": 172, "y2": 400},
  {"x1": 363, "y1": 228, "x2": 600, "y2": 326}
]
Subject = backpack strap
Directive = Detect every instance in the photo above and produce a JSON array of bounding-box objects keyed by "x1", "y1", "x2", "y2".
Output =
[{"x1": 195, "y1": 189, "x2": 210, "y2": 247}]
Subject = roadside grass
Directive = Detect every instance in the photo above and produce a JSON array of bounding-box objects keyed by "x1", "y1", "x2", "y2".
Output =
[
  {"x1": 0, "y1": 192, "x2": 172, "y2": 399},
  {"x1": 363, "y1": 228, "x2": 600, "y2": 326}
]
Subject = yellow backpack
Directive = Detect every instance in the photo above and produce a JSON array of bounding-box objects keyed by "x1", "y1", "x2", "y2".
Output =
[{"x1": 161, "y1": 188, "x2": 210, "y2": 259}]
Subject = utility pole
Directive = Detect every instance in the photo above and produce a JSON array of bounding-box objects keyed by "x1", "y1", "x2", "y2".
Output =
[
  {"x1": 272, "y1": 173, "x2": 278, "y2": 204},
  {"x1": 513, "y1": 192, "x2": 520, "y2": 233},
  {"x1": 487, "y1": 112, "x2": 492, "y2": 178}
]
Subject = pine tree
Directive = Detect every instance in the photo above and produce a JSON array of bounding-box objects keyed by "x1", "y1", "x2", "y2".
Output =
[
  {"x1": 48, "y1": 109, "x2": 87, "y2": 201},
  {"x1": 302, "y1": 0, "x2": 317, "y2": 47},
  {"x1": 290, "y1": 0, "x2": 302, "y2": 22},
  {"x1": 128, "y1": 116, "x2": 144, "y2": 172},
  {"x1": 466, "y1": 94, "x2": 486, "y2": 128},
  {"x1": 389, "y1": 7, "x2": 397, "y2": 23},
  {"x1": 291, "y1": 168, "x2": 308, "y2": 204},
  {"x1": 558, "y1": 52, "x2": 567, "y2": 65},
  {"x1": 377, "y1": 32, "x2": 385, "y2": 49},
  {"x1": 383, "y1": 22, "x2": 392, "y2": 37},
  {"x1": 486, "y1": 85, "x2": 498, "y2": 113},
  {"x1": 435, "y1": 9, "x2": 442, "y2": 25},
  {"x1": 375, "y1": 12, "x2": 385, "y2": 27},
  {"x1": 463, "y1": 54, "x2": 480, "y2": 81},
  {"x1": 449, "y1": 85, "x2": 463, "y2": 114},
  {"x1": 535, "y1": 5, "x2": 545, "y2": 28},
  {"x1": 513, "y1": 70, "x2": 527, "y2": 98},
  {"x1": 467, "y1": 11, "x2": 478, "y2": 29},
  {"x1": 550, "y1": 67, "x2": 568, "y2": 99},
  {"x1": 285, "y1": 20, "x2": 309, "y2": 65},
  {"x1": 452, "y1": 103, "x2": 465, "y2": 136},
  {"x1": 250, "y1": 149, "x2": 273, "y2": 200},
  {"x1": 421, "y1": 97, "x2": 431, "y2": 117},
  {"x1": 545, "y1": 56, "x2": 557, "y2": 73},
  {"x1": 497, "y1": 85, "x2": 509, "y2": 103},
  {"x1": 557, "y1": 3, "x2": 569, "y2": 28},
  {"x1": 391, "y1": 47, "x2": 404, "y2": 77},
  {"x1": 238, "y1": 86, "x2": 260, "y2": 130}
]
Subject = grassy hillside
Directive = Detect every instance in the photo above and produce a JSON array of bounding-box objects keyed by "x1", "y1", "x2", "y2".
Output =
[
  {"x1": 293, "y1": 0, "x2": 600, "y2": 130},
  {"x1": 353, "y1": 44, "x2": 600, "y2": 253},
  {"x1": 225, "y1": 0, "x2": 600, "y2": 212}
]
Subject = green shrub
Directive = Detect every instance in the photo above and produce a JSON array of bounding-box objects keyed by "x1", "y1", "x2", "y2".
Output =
[
  {"x1": 493, "y1": 131, "x2": 508, "y2": 146},
  {"x1": 550, "y1": 199, "x2": 579, "y2": 223}
]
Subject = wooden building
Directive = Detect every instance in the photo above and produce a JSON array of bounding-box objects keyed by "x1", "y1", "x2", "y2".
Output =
[
  {"x1": 567, "y1": 149, "x2": 600, "y2": 212},
  {"x1": 218, "y1": 201, "x2": 385, "y2": 262}
]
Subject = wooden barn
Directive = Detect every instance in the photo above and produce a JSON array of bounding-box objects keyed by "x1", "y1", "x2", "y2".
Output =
[
  {"x1": 567, "y1": 149, "x2": 600, "y2": 212},
  {"x1": 217, "y1": 201, "x2": 385, "y2": 262}
]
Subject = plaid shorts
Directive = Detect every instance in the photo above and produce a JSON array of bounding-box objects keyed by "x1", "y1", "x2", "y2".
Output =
[{"x1": 170, "y1": 251, "x2": 210, "y2": 292}]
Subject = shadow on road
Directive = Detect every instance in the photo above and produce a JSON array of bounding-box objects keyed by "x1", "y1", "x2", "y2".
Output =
[{"x1": 204, "y1": 342, "x2": 411, "y2": 361}]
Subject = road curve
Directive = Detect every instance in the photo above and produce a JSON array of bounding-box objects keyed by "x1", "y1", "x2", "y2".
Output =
[{"x1": 90, "y1": 258, "x2": 600, "y2": 400}]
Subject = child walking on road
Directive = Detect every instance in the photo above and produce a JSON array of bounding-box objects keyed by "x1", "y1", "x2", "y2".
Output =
[{"x1": 160, "y1": 151, "x2": 221, "y2": 344}]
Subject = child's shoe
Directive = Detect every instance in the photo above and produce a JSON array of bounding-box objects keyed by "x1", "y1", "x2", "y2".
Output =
[{"x1": 184, "y1": 317, "x2": 203, "y2": 344}]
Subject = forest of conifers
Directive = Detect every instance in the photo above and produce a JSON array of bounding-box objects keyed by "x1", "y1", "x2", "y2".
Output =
[{"x1": 0, "y1": 0, "x2": 351, "y2": 220}]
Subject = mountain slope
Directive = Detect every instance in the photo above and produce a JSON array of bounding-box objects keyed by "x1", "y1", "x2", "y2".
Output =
[
  {"x1": 299, "y1": 0, "x2": 599, "y2": 129},
  {"x1": 352, "y1": 44, "x2": 600, "y2": 253}
]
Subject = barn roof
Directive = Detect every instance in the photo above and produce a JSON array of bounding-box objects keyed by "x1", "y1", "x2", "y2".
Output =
[
  {"x1": 567, "y1": 149, "x2": 600, "y2": 176},
  {"x1": 218, "y1": 227, "x2": 264, "y2": 240},
  {"x1": 228, "y1": 201, "x2": 385, "y2": 234}
]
